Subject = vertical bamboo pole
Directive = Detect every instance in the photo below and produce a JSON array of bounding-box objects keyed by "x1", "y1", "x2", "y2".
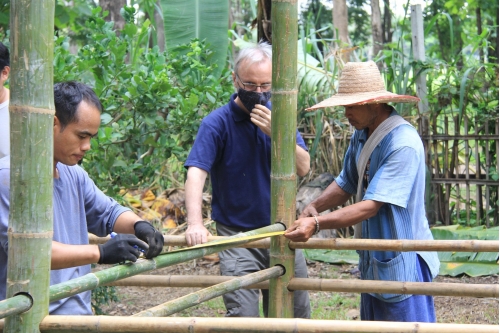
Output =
[
  {"x1": 269, "y1": 0, "x2": 298, "y2": 319},
  {"x1": 5, "y1": 1, "x2": 55, "y2": 332}
]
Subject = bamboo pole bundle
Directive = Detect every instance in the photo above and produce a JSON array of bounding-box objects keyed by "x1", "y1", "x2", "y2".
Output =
[
  {"x1": 133, "y1": 266, "x2": 284, "y2": 317},
  {"x1": 50, "y1": 224, "x2": 285, "y2": 303},
  {"x1": 269, "y1": 0, "x2": 300, "y2": 319},
  {"x1": 27, "y1": 316, "x2": 499, "y2": 333},
  {"x1": 6, "y1": 0, "x2": 55, "y2": 331},
  {"x1": 105, "y1": 275, "x2": 498, "y2": 298},
  {"x1": 0, "y1": 294, "x2": 32, "y2": 319},
  {"x1": 91, "y1": 234, "x2": 499, "y2": 253}
]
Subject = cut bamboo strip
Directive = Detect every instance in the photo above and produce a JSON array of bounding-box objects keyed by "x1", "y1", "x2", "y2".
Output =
[
  {"x1": 105, "y1": 275, "x2": 498, "y2": 298},
  {"x1": 89, "y1": 235, "x2": 499, "y2": 252},
  {"x1": 133, "y1": 266, "x2": 284, "y2": 317},
  {"x1": 50, "y1": 224, "x2": 285, "y2": 303},
  {"x1": 0, "y1": 294, "x2": 32, "y2": 319},
  {"x1": 33, "y1": 316, "x2": 498, "y2": 333}
]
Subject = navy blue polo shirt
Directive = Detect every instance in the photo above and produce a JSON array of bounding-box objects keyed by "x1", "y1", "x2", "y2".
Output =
[{"x1": 185, "y1": 94, "x2": 308, "y2": 229}]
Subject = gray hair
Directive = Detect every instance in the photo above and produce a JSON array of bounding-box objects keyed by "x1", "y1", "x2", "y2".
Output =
[{"x1": 233, "y1": 41, "x2": 272, "y2": 75}]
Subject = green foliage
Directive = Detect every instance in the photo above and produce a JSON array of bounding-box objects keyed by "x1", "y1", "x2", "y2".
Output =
[
  {"x1": 91, "y1": 285, "x2": 119, "y2": 315},
  {"x1": 430, "y1": 225, "x2": 499, "y2": 276},
  {"x1": 54, "y1": 7, "x2": 233, "y2": 196}
]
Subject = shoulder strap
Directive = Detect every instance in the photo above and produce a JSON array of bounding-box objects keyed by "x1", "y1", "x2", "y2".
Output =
[{"x1": 353, "y1": 115, "x2": 411, "y2": 238}]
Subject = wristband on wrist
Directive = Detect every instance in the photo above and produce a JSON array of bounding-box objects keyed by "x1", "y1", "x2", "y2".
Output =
[{"x1": 313, "y1": 215, "x2": 320, "y2": 235}]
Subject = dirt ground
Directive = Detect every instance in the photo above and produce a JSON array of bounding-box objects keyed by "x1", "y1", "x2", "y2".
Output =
[{"x1": 98, "y1": 257, "x2": 499, "y2": 325}]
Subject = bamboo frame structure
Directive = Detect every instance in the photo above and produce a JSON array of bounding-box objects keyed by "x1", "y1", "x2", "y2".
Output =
[
  {"x1": 6, "y1": 0, "x2": 55, "y2": 332},
  {"x1": 133, "y1": 266, "x2": 284, "y2": 317},
  {"x1": 269, "y1": 0, "x2": 299, "y2": 319},
  {"x1": 105, "y1": 275, "x2": 498, "y2": 298},
  {"x1": 49, "y1": 224, "x2": 285, "y2": 304},
  {"x1": 1, "y1": 316, "x2": 494, "y2": 333}
]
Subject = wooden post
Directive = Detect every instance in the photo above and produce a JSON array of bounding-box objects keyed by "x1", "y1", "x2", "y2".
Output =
[
  {"x1": 269, "y1": 0, "x2": 298, "y2": 319},
  {"x1": 411, "y1": 4, "x2": 429, "y2": 115},
  {"x1": 5, "y1": 0, "x2": 55, "y2": 332}
]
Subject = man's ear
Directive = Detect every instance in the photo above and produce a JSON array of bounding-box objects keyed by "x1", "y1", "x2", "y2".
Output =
[{"x1": 1, "y1": 66, "x2": 10, "y2": 81}]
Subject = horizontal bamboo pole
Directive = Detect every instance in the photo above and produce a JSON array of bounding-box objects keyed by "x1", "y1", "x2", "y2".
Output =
[
  {"x1": 90, "y1": 234, "x2": 499, "y2": 252},
  {"x1": 50, "y1": 224, "x2": 285, "y2": 303},
  {"x1": 290, "y1": 238, "x2": 500, "y2": 252},
  {"x1": 106, "y1": 275, "x2": 498, "y2": 298},
  {"x1": 0, "y1": 294, "x2": 32, "y2": 319},
  {"x1": 133, "y1": 266, "x2": 284, "y2": 317},
  {"x1": 31, "y1": 316, "x2": 498, "y2": 333}
]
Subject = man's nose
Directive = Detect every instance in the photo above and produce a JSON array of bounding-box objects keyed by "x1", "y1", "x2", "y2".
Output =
[{"x1": 82, "y1": 139, "x2": 91, "y2": 151}]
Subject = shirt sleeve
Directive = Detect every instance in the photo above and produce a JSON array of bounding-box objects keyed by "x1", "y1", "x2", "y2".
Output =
[
  {"x1": 184, "y1": 119, "x2": 224, "y2": 173},
  {"x1": 296, "y1": 130, "x2": 308, "y2": 151},
  {"x1": 77, "y1": 167, "x2": 130, "y2": 236},
  {"x1": 363, "y1": 146, "x2": 420, "y2": 208},
  {"x1": 334, "y1": 135, "x2": 359, "y2": 195}
]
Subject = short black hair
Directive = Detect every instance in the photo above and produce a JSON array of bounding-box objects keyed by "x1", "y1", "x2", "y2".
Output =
[
  {"x1": 54, "y1": 81, "x2": 102, "y2": 130},
  {"x1": 0, "y1": 42, "x2": 9, "y2": 71}
]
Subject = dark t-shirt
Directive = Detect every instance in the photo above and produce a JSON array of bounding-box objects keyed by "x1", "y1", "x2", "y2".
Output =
[{"x1": 185, "y1": 94, "x2": 308, "y2": 229}]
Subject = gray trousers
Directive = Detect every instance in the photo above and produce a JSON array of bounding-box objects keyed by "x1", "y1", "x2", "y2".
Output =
[{"x1": 217, "y1": 223, "x2": 311, "y2": 318}]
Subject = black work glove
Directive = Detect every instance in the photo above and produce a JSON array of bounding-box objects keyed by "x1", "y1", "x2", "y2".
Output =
[
  {"x1": 134, "y1": 220, "x2": 164, "y2": 259},
  {"x1": 98, "y1": 234, "x2": 149, "y2": 264}
]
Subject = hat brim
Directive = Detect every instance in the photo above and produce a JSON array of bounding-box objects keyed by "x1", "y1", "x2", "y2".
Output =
[{"x1": 306, "y1": 91, "x2": 420, "y2": 111}]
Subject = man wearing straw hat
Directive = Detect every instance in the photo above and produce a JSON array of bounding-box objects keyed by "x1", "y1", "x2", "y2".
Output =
[{"x1": 285, "y1": 61, "x2": 440, "y2": 322}]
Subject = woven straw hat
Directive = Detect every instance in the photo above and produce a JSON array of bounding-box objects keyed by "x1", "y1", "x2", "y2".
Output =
[{"x1": 306, "y1": 61, "x2": 419, "y2": 110}]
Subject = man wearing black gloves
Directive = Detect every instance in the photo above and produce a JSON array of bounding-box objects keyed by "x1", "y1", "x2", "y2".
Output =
[{"x1": 0, "y1": 81, "x2": 164, "y2": 315}]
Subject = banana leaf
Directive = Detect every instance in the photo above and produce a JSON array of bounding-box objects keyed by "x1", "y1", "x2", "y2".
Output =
[
  {"x1": 160, "y1": 0, "x2": 229, "y2": 78},
  {"x1": 430, "y1": 225, "x2": 499, "y2": 277}
]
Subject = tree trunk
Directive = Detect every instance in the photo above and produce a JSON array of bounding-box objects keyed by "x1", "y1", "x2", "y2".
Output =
[
  {"x1": 268, "y1": 0, "x2": 298, "y2": 319},
  {"x1": 257, "y1": 0, "x2": 272, "y2": 43},
  {"x1": 371, "y1": 0, "x2": 384, "y2": 68},
  {"x1": 382, "y1": 0, "x2": 392, "y2": 43},
  {"x1": 5, "y1": 0, "x2": 55, "y2": 332},
  {"x1": 155, "y1": 0, "x2": 165, "y2": 52},
  {"x1": 332, "y1": 0, "x2": 350, "y2": 63},
  {"x1": 100, "y1": 0, "x2": 126, "y2": 31}
]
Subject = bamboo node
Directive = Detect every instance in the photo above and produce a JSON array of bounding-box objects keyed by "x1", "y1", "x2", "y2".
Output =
[
  {"x1": 10, "y1": 104, "x2": 55, "y2": 115},
  {"x1": 8, "y1": 231, "x2": 53, "y2": 239}
]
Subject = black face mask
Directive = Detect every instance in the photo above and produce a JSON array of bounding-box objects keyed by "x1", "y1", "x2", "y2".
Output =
[{"x1": 237, "y1": 88, "x2": 271, "y2": 112}]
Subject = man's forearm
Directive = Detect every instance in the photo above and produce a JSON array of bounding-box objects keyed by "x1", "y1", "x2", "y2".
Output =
[
  {"x1": 309, "y1": 181, "x2": 352, "y2": 213},
  {"x1": 51, "y1": 241, "x2": 100, "y2": 269},
  {"x1": 296, "y1": 145, "x2": 310, "y2": 177}
]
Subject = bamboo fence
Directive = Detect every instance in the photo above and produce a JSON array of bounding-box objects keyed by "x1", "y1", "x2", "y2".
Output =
[{"x1": 106, "y1": 274, "x2": 498, "y2": 298}]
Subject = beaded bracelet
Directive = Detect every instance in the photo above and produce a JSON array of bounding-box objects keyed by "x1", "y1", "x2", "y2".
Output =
[{"x1": 313, "y1": 215, "x2": 320, "y2": 235}]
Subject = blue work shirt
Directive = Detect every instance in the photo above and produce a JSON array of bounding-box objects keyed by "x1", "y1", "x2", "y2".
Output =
[
  {"x1": 185, "y1": 93, "x2": 308, "y2": 230},
  {"x1": 335, "y1": 110, "x2": 440, "y2": 302}
]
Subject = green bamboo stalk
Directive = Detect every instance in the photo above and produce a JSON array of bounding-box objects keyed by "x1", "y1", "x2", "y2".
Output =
[
  {"x1": 6, "y1": 0, "x2": 55, "y2": 332},
  {"x1": 269, "y1": 0, "x2": 299, "y2": 319},
  {"x1": 50, "y1": 224, "x2": 285, "y2": 303},
  {"x1": 133, "y1": 266, "x2": 284, "y2": 317},
  {"x1": 0, "y1": 294, "x2": 32, "y2": 319}
]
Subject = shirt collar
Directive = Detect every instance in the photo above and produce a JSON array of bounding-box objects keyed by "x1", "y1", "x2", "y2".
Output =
[{"x1": 230, "y1": 93, "x2": 250, "y2": 122}]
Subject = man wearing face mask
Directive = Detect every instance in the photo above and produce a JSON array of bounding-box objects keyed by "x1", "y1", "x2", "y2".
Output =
[{"x1": 184, "y1": 41, "x2": 311, "y2": 318}]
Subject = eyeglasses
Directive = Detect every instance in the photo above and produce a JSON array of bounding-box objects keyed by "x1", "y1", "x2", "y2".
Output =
[{"x1": 235, "y1": 73, "x2": 272, "y2": 92}]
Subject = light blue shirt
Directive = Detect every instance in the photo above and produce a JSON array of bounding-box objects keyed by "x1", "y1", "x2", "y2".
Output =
[
  {"x1": 335, "y1": 110, "x2": 440, "y2": 302},
  {"x1": 0, "y1": 156, "x2": 129, "y2": 314}
]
